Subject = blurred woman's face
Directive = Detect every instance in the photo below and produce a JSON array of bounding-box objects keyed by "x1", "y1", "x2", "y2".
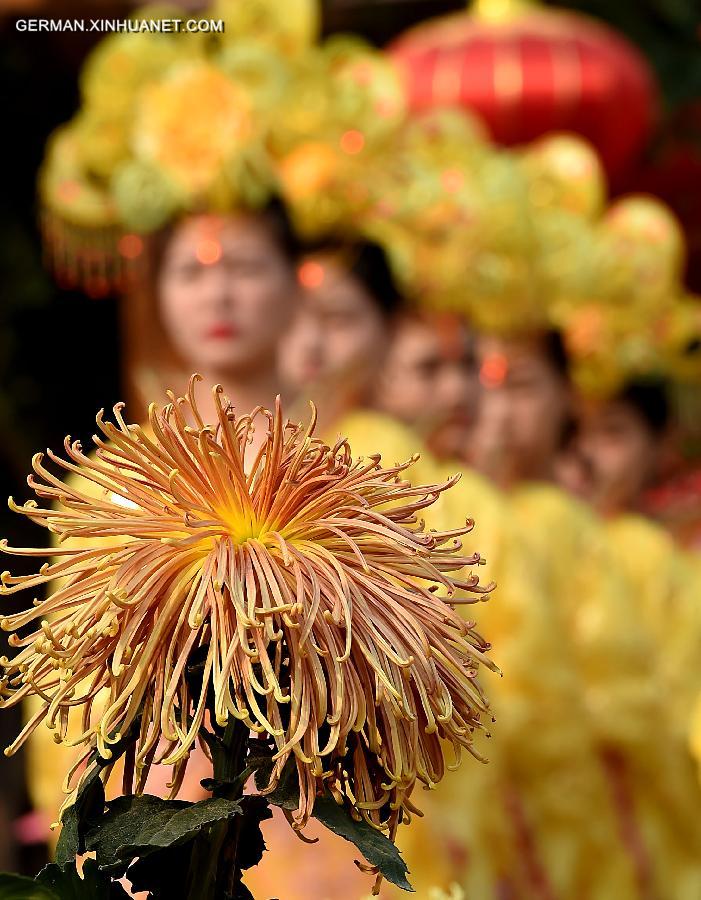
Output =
[
  {"x1": 574, "y1": 400, "x2": 662, "y2": 514},
  {"x1": 280, "y1": 256, "x2": 388, "y2": 400},
  {"x1": 158, "y1": 213, "x2": 296, "y2": 376},
  {"x1": 378, "y1": 316, "x2": 477, "y2": 460},
  {"x1": 473, "y1": 334, "x2": 572, "y2": 485}
]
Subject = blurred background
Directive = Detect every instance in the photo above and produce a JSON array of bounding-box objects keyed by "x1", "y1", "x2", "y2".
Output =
[{"x1": 2, "y1": 1, "x2": 701, "y2": 458}]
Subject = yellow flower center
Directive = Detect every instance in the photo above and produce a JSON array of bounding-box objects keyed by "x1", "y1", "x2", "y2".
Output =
[{"x1": 216, "y1": 505, "x2": 267, "y2": 546}]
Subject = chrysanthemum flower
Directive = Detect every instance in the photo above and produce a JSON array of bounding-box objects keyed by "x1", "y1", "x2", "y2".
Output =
[{"x1": 0, "y1": 377, "x2": 494, "y2": 833}]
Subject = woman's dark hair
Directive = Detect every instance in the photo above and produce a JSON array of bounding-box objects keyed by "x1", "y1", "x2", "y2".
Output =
[
  {"x1": 256, "y1": 196, "x2": 301, "y2": 263},
  {"x1": 534, "y1": 329, "x2": 574, "y2": 449},
  {"x1": 616, "y1": 377, "x2": 671, "y2": 436},
  {"x1": 147, "y1": 195, "x2": 300, "y2": 277},
  {"x1": 304, "y1": 238, "x2": 404, "y2": 317},
  {"x1": 541, "y1": 329, "x2": 570, "y2": 381}
]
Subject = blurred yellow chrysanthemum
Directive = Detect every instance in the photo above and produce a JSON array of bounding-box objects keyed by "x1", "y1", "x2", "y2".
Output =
[
  {"x1": 133, "y1": 63, "x2": 252, "y2": 195},
  {"x1": 0, "y1": 378, "x2": 494, "y2": 834}
]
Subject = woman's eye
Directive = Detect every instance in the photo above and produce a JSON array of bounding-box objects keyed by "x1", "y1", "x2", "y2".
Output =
[
  {"x1": 603, "y1": 424, "x2": 629, "y2": 440},
  {"x1": 227, "y1": 260, "x2": 266, "y2": 277},
  {"x1": 418, "y1": 361, "x2": 440, "y2": 378},
  {"x1": 509, "y1": 375, "x2": 538, "y2": 391},
  {"x1": 174, "y1": 264, "x2": 203, "y2": 281},
  {"x1": 327, "y1": 313, "x2": 357, "y2": 329}
]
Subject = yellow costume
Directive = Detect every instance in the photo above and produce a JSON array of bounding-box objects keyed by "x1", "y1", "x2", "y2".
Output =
[
  {"x1": 404, "y1": 474, "x2": 639, "y2": 900},
  {"x1": 688, "y1": 551, "x2": 701, "y2": 778},
  {"x1": 605, "y1": 513, "x2": 701, "y2": 899},
  {"x1": 510, "y1": 484, "x2": 701, "y2": 900},
  {"x1": 605, "y1": 514, "x2": 701, "y2": 744}
]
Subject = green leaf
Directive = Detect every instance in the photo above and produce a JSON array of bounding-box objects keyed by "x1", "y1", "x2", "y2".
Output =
[
  {"x1": 313, "y1": 796, "x2": 413, "y2": 892},
  {"x1": 36, "y1": 860, "x2": 130, "y2": 899},
  {"x1": 54, "y1": 766, "x2": 105, "y2": 867},
  {"x1": 199, "y1": 772, "x2": 249, "y2": 800},
  {"x1": 236, "y1": 797, "x2": 272, "y2": 872},
  {"x1": 0, "y1": 873, "x2": 57, "y2": 899},
  {"x1": 54, "y1": 808, "x2": 80, "y2": 870},
  {"x1": 248, "y1": 740, "x2": 275, "y2": 785},
  {"x1": 55, "y1": 720, "x2": 141, "y2": 868},
  {"x1": 250, "y1": 748, "x2": 299, "y2": 811},
  {"x1": 125, "y1": 846, "x2": 195, "y2": 900},
  {"x1": 85, "y1": 794, "x2": 243, "y2": 871}
]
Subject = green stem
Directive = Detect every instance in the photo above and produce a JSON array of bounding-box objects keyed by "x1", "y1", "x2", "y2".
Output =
[
  {"x1": 185, "y1": 718, "x2": 249, "y2": 900},
  {"x1": 212, "y1": 718, "x2": 249, "y2": 790}
]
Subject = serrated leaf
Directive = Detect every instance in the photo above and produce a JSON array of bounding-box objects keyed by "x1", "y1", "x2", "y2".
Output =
[
  {"x1": 85, "y1": 794, "x2": 243, "y2": 871},
  {"x1": 0, "y1": 873, "x2": 57, "y2": 899},
  {"x1": 36, "y1": 860, "x2": 130, "y2": 899},
  {"x1": 54, "y1": 807, "x2": 80, "y2": 870},
  {"x1": 54, "y1": 766, "x2": 105, "y2": 867},
  {"x1": 313, "y1": 796, "x2": 413, "y2": 892}
]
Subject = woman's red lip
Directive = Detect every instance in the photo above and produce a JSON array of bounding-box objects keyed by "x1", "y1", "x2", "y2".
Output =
[{"x1": 206, "y1": 325, "x2": 238, "y2": 339}]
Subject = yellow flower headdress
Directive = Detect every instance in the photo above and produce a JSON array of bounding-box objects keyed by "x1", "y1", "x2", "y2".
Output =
[
  {"x1": 273, "y1": 35, "x2": 407, "y2": 239},
  {"x1": 348, "y1": 126, "x2": 601, "y2": 333},
  {"x1": 348, "y1": 121, "x2": 700, "y2": 398},
  {"x1": 553, "y1": 194, "x2": 701, "y2": 397}
]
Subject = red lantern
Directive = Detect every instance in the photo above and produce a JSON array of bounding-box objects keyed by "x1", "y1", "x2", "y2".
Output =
[{"x1": 388, "y1": 0, "x2": 659, "y2": 182}]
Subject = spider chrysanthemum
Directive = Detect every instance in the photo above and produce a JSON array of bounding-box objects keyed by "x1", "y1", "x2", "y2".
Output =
[{"x1": 0, "y1": 377, "x2": 494, "y2": 832}]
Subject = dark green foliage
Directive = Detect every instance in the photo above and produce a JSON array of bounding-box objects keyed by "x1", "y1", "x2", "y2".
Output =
[
  {"x1": 247, "y1": 744, "x2": 413, "y2": 891},
  {"x1": 0, "y1": 873, "x2": 56, "y2": 900},
  {"x1": 0, "y1": 859, "x2": 129, "y2": 900},
  {"x1": 313, "y1": 795, "x2": 413, "y2": 892},
  {"x1": 84, "y1": 795, "x2": 244, "y2": 873},
  {"x1": 54, "y1": 765, "x2": 105, "y2": 867},
  {"x1": 36, "y1": 860, "x2": 130, "y2": 900},
  {"x1": 124, "y1": 845, "x2": 197, "y2": 900}
]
